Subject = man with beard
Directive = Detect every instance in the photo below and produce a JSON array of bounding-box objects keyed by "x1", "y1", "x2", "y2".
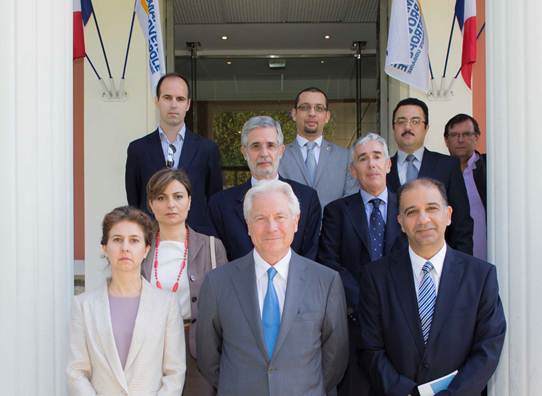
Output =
[
  {"x1": 386, "y1": 98, "x2": 473, "y2": 254},
  {"x1": 279, "y1": 87, "x2": 357, "y2": 209},
  {"x1": 209, "y1": 116, "x2": 321, "y2": 261}
]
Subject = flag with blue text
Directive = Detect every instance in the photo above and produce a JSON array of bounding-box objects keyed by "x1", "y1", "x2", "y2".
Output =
[{"x1": 136, "y1": 0, "x2": 165, "y2": 92}]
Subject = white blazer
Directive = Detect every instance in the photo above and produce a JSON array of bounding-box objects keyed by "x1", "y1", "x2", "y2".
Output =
[{"x1": 67, "y1": 278, "x2": 186, "y2": 395}]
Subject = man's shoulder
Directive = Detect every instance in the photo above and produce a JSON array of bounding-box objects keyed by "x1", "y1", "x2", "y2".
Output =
[
  {"x1": 281, "y1": 177, "x2": 318, "y2": 198},
  {"x1": 186, "y1": 128, "x2": 219, "y2": 150},
  {"x1": 128, "y1": 129, "x2": 159, "y2": 147},
  {"x1": 323, "y1": 139, "x2": 349, "y2": 156},
  {"x1": 324, "y1": 192, "x2": 359, "y2": 212},
  {"x1": 209, "y1": 182, "x2": 248, "y2": 205},
  {"x1": 423, "y1": 148, "x2": 459, "y2": 167},
  {"x1": 294, "y1": 253, "x2": 339, "y2": 281},
  {"x1": 448, "y1": 247, "x2": 496, "y2": 274}
]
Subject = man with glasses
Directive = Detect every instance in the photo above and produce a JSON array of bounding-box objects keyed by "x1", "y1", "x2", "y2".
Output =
[
  {"x1": 208, "y1": 115, "x2": 321, "y2": 261},
  {"x1": 444, "y1": 113, "x2": 487, "y2": 260},
  {"x1": 125, "y1": 73, "x2": 223, "y2": 234},
  {"x1": 387, "y1": 97, "x2": 473, "y2": 255},
  {"x1": 279, "y1": 87, "x2": 357, "y2": 209}
]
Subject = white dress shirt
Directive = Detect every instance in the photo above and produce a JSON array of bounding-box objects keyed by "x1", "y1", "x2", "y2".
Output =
[
  {"x1": 251, "y1": 174, "x2": 279, "y2": 187},
  {"x1": 296, "y1": 135, "x2": 323, "y2": 164},
  {"x1": 155, "y1": 240, "x2": 191, "y2": 319},
  {"x1": 397, "y1": 147, "x2": 425, "y2": 185},
  {"x1": 409, "y1": 243, "x2": 447, "y2": 295},
  {"x1": 254, "y1": 248, "x2": 291, "y2": 318}
]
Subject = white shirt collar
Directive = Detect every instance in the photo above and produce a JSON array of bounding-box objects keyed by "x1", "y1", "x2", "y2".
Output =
[
  {"x1": 251, "y1": 174, "x2": 279, "y2": 187},
  {"x1": 397, "y1": 146, "x2": 425, "y2": 165},
  {"x1": 253, "y1": 248, "x2": 291, "y2": 283},
  {"x1": 296, "y1": 134, "x2": 323, "y2": 148},
  {"x1": 158, "y1": 124, "x2": 186, "y2": 143},
  {"x1": 409, "y1": 243, "x2": 447, "y2": 281}
]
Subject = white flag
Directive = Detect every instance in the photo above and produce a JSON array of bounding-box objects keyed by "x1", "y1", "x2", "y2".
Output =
[
  {"x1": 136, "y1": 0, "x2": 165, "y2": 93},
  {"x1": 385, "y1": 0, "x2": 430, "y2": 92}
]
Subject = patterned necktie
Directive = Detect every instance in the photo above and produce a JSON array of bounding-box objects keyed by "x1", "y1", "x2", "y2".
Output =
[
  {"x1": 262, "y1": 267, "x2": 280, "y2": 358},
  {"x1": 405, "y1": 154, "x2": 418, "y2": 183},
  {"x1": 418, "y1": 261, "x2": 436, "y2": 343},
  {"x1": 369, "y1": 198, "x2": 385, "y2": 260},
  {"x1": 305, "y1": 141, "x2": 317, "y2": 186}
]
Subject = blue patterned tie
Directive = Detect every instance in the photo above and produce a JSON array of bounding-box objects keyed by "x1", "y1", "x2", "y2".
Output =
[
  {"x1": 369, "y1": 198, "x2": 385, "y2": 260},
  {"x1": 305, "y1": 141, "x2": 317, "y2": 186},
  {"x1": 418, "y1": 261, "x2": 436, "y2": 343},
  {"x1": 262, "y1": 267, "x2": 280, "y2": 358},
  {"x1": 405, "y1": 154, "x2": 418, "y2": 183}
]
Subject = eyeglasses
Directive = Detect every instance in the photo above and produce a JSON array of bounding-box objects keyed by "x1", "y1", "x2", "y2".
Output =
[
  {"x1": 446, "y1": 131, "x2": 477, "y2": 139},
  {"x1": 393, "y1": 117, "x2": 426, "y2": 127},
  {"x1": 296, "y1": 104, "x2": 328, "y2": 113}
]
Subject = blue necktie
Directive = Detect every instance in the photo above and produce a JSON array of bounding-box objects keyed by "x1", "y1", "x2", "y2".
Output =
[
  {"x1": 405, "y1": 154, "x2": 418, "y2": 183},
  {"x1": 262, "y1": 267, "x2": 280, "y2": 358},
  {"x1": 418, "y1": 261, "x2": 436, "y2": 343},
  {"x1": 369, "y1": 198, "x2": 385, "y2": 261},
  {"x1": 305, "y1": 141, "x2": 317, "y2": 186}
]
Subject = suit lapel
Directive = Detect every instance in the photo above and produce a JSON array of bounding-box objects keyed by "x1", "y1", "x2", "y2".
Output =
[
  {"x1": 288, "y1": 143, "x2": 311, "y2": 185},
  {"x1": 425, "y1": 248, "x2": 465, "y2": 346},
  {"x1": 313, "y1": 139, "x2": 331, "y2": 186},
  {"x1": 230, "y1": 255, "x2": 268, "y2": 359},
  {"x1": 188, "y1": 227, "x2": 205, "y2": 267},
  {"x1": 390, "y1": 252, "x2": 425, "y2": 355},
  {"x1": 124, "y1": 279, "x2": 151, "y2": 372},
  {"x1": 388, "y1": 154, "x2": 401, "y2": 192},
  {"x1": 417, "y1": 148, "x2": 434, "y2": 178},
  {"x1": 272, "y1": 253, "x2": 307, "y2": 360},
  {"x1": 178, "y1": 128, "x2": 199, "y2": 171},
  {"x1": 344, "y1": 193, "x2": 370, "y2": 252},
  {"x1": 234, "y1": 180, "x2": 252, "y2": 226},
  {"x1": 149, "y1": 129, "x2": 166, "y2": 168},
  {"x1": 94, "y1": 285, "x2": 129, "y2": 392},
  {"x1": 384, "y1": 193, "x2": 401, "y2": 254}
]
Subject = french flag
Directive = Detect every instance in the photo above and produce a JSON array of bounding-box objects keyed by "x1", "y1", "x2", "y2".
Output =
[
  {"x1": 455, "y1": 0, "x2": 476, "y2": 88},
  {"x1": 73, "y1": 0, "x2": 93, "y2": 59}
]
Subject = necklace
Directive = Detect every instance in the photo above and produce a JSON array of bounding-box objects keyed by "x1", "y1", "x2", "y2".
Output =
[{"x1": 153, "y1": 226, "x2": 189, "y2": 292}]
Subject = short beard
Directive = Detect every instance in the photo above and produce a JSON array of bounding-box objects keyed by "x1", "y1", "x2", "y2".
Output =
[{"x1": 303, "y1": 126, "x2": 319, "y2": 135}]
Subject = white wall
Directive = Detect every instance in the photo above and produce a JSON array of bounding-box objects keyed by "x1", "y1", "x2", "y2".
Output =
[
  {"x1": 84, "y1": 0, "x2": 158, "y2": 289},
  {"x1": 386, "y1": 0, "x2": 473, "y2": 155}
]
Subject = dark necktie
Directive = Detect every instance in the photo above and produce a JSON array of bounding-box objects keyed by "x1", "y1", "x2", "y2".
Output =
[{"x1": 369, "y1": 198, "x2": 385, "y2": 260}]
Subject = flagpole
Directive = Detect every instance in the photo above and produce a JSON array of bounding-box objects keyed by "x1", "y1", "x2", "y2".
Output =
[
  {"x1": 453, "y1": 22, "x2": 486, "y2": 79},
  {"x1": 118, "y1": 0, "x2": 137, "y2": 98},
  {"x1": 442, "y1": 12, "x2": 456, "y2": 78},
  {"x1": 85, "y1": 54, "x2": 112, "y2": 97}
]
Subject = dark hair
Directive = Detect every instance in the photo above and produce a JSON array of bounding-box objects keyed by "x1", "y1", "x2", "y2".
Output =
[
  {"x1": 444, "y1": 113, "x2": 480, "y2": 137},
  {"x1": 146, "y1": 168, "x2": 192, "y2": 207},
  {"x1": 101, "y1": 206, "x2": 154, "y2": 246},
  {"x1": 156, "y1": 73, "x2": 191, "y2": 98},
  {"x1": 392, "y1": 97, "x2": 429, "y2": 125},
  {"x1": 397, "y1": 178, "x2": 448, "y2": 207},
  {"x1": 293, "y1": 87, "x2": 329, "y2": 109}
]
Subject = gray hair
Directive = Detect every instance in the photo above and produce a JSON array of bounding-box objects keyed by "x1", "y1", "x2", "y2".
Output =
[
  {"x1": 350, "y1": 132, "x2": 390, "y2": 164},
  {"x1": 243, "y1": 180, "x2": 300, "y2": 220},
  {"x1": 240, "y1": 116, "x2": 284, "y2": 146}
]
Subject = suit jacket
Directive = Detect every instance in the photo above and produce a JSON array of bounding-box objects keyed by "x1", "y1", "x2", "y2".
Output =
[
  {"x1": 125, "y1": 128, "x2": 223, "y2": 234},
  {"x1": 67, "y1": 279, "x2": 186, "y2": 396},
  {"x1": 387, "y1": 148, "x2": 474, "y2": 255},
  {"x1": 473, "y1": 152, "x2": 487, "y2": 210},
  {"x1": 279, "y1": 139, "x2": 358, "y2": 209},
  {"x1": 318, "y1": 191, "x2": 406, "y2": 309},
  {"x1": 141, "y1": 227, "x2": 228, "y2": 359},
  {"x1": 208, "y1": 177, "x2": 322, "y2": 261},
  {"x1": 196, "y1": 250, "x2": 349, "y2": 396},
  {"x1": 358, "y1": 247, "x2": 506, "y2": 396}
]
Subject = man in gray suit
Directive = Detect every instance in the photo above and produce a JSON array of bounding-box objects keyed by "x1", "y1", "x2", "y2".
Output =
[
  {"x1": 279, "y1": 87, "x2": 358, "y2": 208},
  {"x1": 197, "y1": 180, "x2": 349, "y2": 396}
]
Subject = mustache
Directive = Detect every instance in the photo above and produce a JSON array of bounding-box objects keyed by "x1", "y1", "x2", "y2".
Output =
[{"x1": 401, "y1": 131, "x2": 415, "y2": 137}]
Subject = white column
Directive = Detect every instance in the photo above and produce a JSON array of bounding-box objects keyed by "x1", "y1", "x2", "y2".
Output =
[
  {"x1": 487, "y1": 1, "x2": 542, "y2": 395},
  {"x1": 0, "y1": 0, "x2": 73, "y2": 395}
]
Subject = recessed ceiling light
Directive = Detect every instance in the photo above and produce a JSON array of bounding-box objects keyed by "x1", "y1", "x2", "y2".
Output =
[
  {"x1": 221, "y1": 35, "x2": 228, "y2": 40},
  {"x1": 320, "y1": 60, "x2": 325, "y2": 64},
  {"x1": 269, "y1": 55, "x2": 279, "y2": 59},
  {"x1": 324, "y1": 35, "x2": 331, "y2": 39},
  {"x1": 226, "y1": 61, "x2": 232, "y2": 65}
]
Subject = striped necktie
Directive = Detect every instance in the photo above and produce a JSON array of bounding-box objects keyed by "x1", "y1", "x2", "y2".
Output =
[{"x1": 418, "y1": 261, "x2": 436, "y2": 343}]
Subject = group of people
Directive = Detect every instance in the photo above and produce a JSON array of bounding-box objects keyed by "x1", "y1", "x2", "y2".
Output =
[{"x1": 66, "y1": 72, "x2": 505, "y2": 396}]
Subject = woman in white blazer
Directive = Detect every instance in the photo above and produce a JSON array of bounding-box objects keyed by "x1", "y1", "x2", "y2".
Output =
[{"x1": 67, "y1": 206, "x2": 186, "y2": 395}]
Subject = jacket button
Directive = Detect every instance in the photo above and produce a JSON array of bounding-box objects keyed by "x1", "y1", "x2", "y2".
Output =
[
  {"x1": 191, "y1": 296, "x2": 197, "y2": 303},
  {"x1": 189, "y1": 274, "x2": 196, "y2": 282}
]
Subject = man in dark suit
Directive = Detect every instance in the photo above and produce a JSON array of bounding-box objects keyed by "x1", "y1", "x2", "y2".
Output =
[
  {"x1": 387, "y1": 98, "x2": 473, "y2": 254},
  {"x1": 198, "y1": 180, "x2": 348, "y2": 396},
  {"x1": 208, "y1": 116, "x2": 321, "y2": 261},
  {"x1": 318, "y1": 132, "x2": 405, "y2": 396},
  {"x1": 444, "y1": 113, "x2": 487, "y2": 260},
  {"x1": 359, "y1": 178, "x2": 506, "y2": 396},
  {"x1": 125, "y1": 73, "x2": 222, "y2": 234}
]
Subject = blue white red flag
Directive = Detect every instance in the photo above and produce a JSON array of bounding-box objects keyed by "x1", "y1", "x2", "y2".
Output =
[
  {"x1": 385, "y1": 0, "x2": 431, "y2": 93},
  {"x1": 73, "y1": 0, "x2": 93, "y2": 59},
  {"x1": 455, "y1": 0, "x2": 476, "y2": 88},
  {"x1": 136, "y1": 0, "x2": 165, "y2": 93}
]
